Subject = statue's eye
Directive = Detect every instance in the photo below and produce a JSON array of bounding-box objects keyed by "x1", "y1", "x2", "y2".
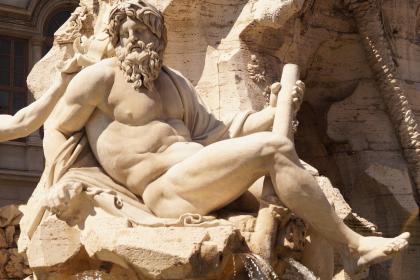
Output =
[{"x1": 132, "y1": 31, "x2": 142, "y2": 39}]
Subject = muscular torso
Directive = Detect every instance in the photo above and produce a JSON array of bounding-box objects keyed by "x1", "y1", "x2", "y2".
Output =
[{"x1": 52, "y1": 59, "x2": 203, "y2": 195}]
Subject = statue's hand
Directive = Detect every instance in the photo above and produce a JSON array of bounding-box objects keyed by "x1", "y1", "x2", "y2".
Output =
[
  {"x1": 56, "y1": 54, "x2": 83, "y2": 74},
  {"x1": 44, "y1": 181, "x2": 84, "y2": 215},
  {"x1": 291, "y1": 80, "x2": 305, "y2": 116},
  {"x1": 53, "y1": 70, "x2": 74, "y2": 90}
]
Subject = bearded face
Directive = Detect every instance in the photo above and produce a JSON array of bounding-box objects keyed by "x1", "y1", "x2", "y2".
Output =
[
  {"x1": 115, "y1": 37, "x2": 163, "y2": 92},
  {"x1": 107, "y1": 1, "x2": 167, "y2": 92}
]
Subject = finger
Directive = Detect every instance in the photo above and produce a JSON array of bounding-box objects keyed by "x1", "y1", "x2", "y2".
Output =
[
  {"x1": 68, "y1": 187, "x2": 81, "y2": 199},
  {"x1": 58, "y1": 188, "x2": 66, "y2": 201},
  {"x1": 64, "y1": 189, "x2": 72, "y2": 201},
  {"x1": 291, "y1": 89, "x2": 300, "y2": 99},
  {"x1": 52, "y1": 197, "x2": 61, "y2": 208},
  {"x1": 270, "y1": 82, "x2": 281, "y2": 95},
  {"x1": 297, "y1": 91, "x2": 304, "y2": 102},
  {"x1": 293, "y1": 87, "x2": 304, "y2": 100},
  {"x1": 73, "y1": 182, "x2": 84, "y2": 193},
  {"x1": 296, "y1": 80, "x2": 305, "y2": 90},
  {"x1": 269, "y1": 92, "x2": 277, "y2": 107},
  {"x1": 60, "y1": 184, "x2": 72, "y2": 201},
  {"x1": 67, "y1": 182, "x2": 83, "y2": 198},
  {"x1": 292, "y1": 84, "x2": 303, "y2": 93}
]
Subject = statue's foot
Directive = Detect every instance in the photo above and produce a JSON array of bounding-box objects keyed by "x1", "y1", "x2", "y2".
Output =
[
  {"x1": 356, "y1": 232, "x2": 410, "y2": 267},
  {"x1": 342, "y1": 232, "x2": 410, "y2": 275}
]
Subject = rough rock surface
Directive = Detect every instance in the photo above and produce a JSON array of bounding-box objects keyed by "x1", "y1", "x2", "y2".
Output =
[
  {"x1": 0, "y1": 205, "x2": 31, "y2": 279},
  {"x1": 23, "y1": 208, "x2": 243, "y2": 279}
]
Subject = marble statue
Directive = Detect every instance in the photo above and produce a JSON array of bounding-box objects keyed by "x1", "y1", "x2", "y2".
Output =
[{"x1": 9, "y1": 0, "x2": 414, "y2": 279}]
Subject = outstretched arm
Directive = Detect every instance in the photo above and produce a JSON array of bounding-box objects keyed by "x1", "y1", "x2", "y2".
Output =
[{"x1": 0, "y1": 72, "x2": 73, "y2": 142}]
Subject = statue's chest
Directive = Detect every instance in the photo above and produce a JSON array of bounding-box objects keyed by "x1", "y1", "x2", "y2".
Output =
[{"x1": 107, "y1": 84, "x2": 163, "y2": 125}]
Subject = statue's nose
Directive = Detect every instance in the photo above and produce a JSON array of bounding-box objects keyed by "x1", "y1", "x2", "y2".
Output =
[{"x1": 128, "y1": 29, "x2": 135, "y2": 39}]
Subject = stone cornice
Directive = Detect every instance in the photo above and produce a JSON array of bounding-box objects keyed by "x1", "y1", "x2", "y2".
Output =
[
  {"x1": 0, "y1": 0, "x2": 79, "y2": 35},
  {"x1": 0, "y1": 169, "x2": 41, "y2": 182},
  {"x1": 0, "y1": 0, "x2": 40, "y2": 19},
  {"x1": 0, "y1": 24, "x2": 40, "y2": 38}
]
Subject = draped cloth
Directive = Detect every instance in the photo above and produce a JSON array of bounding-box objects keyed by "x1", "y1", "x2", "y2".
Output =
[{"x1": 19, "y1": 65, "x2": 252, "y2": 252}]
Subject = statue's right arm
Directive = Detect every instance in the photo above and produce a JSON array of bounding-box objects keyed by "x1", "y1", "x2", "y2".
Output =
[
  {"x1": 50, "y1": 65, "x2": 114, "y2": 137},
  {"x1": 43, "y1": 65, "x2": 114, "y2": 165},
  {"x1": 0, "y1": 73, "x2": 72, "y2": 142}
]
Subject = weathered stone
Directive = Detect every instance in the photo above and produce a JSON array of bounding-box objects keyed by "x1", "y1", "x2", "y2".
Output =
[
  {"x1": 4, "y1": 226, "x2": 15, "y2": 247},
  {"x1": 4, "y1": 248, "x2": 26, "y2": 279},
  {"x1": 0, "y1": 229, "x2": 7, "y2": 249},
  {"x1": 0, "y1": 249, "x2": 9, "y2": 278},
  {"x1": 26, "y1": 215, "x2": 82, "y2": 269},
  {"x1": 80, "y1": 209, "x2": 241, "y2": 279},
  {"x1": 0, "y1": 205, "x2": 23, "y2": 227}
]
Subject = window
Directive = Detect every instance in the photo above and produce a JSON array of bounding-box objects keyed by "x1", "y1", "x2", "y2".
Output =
[
  {"x1": 43, "y1": 10, "x2": 72, "y2": 55},
  {"x1": 0, "y1": 37, "x2": 27, "y2": 115}
]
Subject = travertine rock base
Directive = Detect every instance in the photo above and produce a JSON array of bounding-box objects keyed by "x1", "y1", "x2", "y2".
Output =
[{"x1": 0, "y1": 205, "x2": 31, "y2": 279}]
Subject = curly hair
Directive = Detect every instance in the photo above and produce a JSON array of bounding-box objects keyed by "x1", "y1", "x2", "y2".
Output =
[{"x1": 107, "y1": 0, "x2": 167, "y2": 56}]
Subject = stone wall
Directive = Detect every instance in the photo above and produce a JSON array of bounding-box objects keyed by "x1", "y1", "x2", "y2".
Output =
[{"x1": 0, "y1": 205, "x2": 31, "y2": 279}]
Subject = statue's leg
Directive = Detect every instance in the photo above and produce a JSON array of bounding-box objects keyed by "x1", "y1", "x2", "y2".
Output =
[
  {"x1": 143, "y1": 131, "x2": 283, "y2": 217},
  {"x1": 267, "y1": 141, "x2": 409, "y2": 274},
  {"x1": 270, "y1": 79, "x2": 408, "y2": 273},
  {"x1": 142, "y1": 131, "x2": 409, "y2": 274}
]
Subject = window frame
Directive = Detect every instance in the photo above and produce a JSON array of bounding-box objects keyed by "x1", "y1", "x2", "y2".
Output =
[
  {"x1": 0, "y1": 35, "x2": 28, "y2": 115},
  {"x1": 42, "y1": 9, "x2": 72, "y2": 55}
]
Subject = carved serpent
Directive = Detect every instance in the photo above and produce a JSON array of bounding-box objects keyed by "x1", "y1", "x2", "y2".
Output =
[{"x1": 342, "y1": 0, "x2": 420, "y2": 209}]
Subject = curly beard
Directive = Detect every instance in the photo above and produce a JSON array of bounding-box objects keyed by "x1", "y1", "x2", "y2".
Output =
[{"x1": 116, "y1": 40, "x2": 162, "y2": 92}]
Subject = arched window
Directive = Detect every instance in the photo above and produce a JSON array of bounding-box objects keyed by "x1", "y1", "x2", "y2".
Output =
[{"x1": 42, "y1": 9, "x2": 72, "y2": 55}]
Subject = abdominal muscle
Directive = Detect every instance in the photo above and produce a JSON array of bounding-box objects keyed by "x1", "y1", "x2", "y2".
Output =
[{"x1": 86, "y1": 111, "x2": 203, "y2": 194}]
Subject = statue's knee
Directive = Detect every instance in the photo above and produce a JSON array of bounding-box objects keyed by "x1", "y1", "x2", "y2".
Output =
[
  {"x1": 292, "y1": 170, "x2": 318, "y2": 195},
  {"x1": 256, "y1": 132, "x2": 293, "y2": 157},
  {"x1": 143, "y1": 188, "x2": 174, "y2": 217},
  {"x1": 143, "y1": 185, "x2": 162, "y2": 210}
]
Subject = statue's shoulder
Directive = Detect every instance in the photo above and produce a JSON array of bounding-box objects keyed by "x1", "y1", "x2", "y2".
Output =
[
  {"x1": 65, "y1": 59, "x2": 117, "y2": 103},
  {"x1": 76, "y1": 58, "x2": 116, "y2": 83}
]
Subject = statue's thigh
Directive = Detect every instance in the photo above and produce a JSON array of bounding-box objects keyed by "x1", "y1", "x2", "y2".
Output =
[{"x1": 143, "y1": 134, "x2": 275, "y2": 216}]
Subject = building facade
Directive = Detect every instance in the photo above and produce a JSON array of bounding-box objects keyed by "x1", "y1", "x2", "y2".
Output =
[{"x1": 0, "y1": 0, "x2": 78, "y2": 206}]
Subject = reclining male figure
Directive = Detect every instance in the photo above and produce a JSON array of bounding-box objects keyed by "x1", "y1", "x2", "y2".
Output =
[{"x1": 44, "y1": 0, "x2": 409, "y2": 274}]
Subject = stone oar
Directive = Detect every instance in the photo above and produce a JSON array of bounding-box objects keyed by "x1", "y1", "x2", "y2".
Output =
[{"x1": 250, "y1": 64, "x2": 300, "y2": 262}]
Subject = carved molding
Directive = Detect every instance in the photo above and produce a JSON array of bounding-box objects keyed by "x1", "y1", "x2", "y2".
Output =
[
  {"x1": 0, "y1": 0, "x2": 39, "y2": 16},
  {"x1": 0, "y1": 0, "x2": 79, "y2": 36}
]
